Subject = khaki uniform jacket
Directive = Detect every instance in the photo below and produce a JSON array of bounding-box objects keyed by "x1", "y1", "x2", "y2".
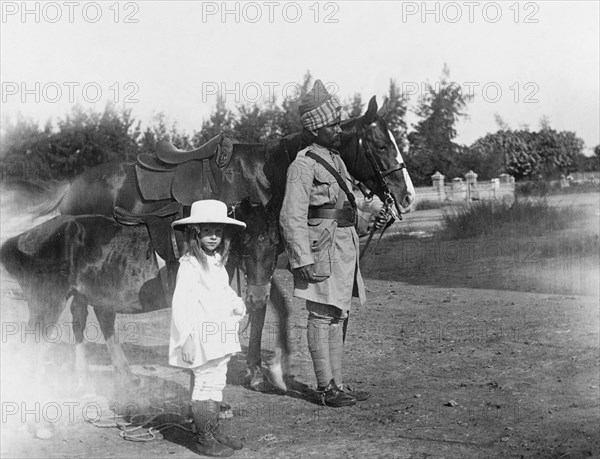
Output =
[{"x1": 280, "y1": 144, "x2": 367, "y2": 311}]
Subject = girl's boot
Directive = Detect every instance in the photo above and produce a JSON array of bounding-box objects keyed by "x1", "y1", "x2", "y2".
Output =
[{"x1": 191, "y1": 400, "x2": 234, "y2": 457}]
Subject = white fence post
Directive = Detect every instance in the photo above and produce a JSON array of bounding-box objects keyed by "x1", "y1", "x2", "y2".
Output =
[
  {"x1": 451, "y1": 177, "x2": 463, "y2": 201},
  {"x1": 431, "y1": 171, "x2": 445, "y2": 202},
  {"x1": 490, "y1": 178, "x2": 499, "y2": 199},
  {"x1": 465, "y1": 170, "x2": 478, "y2": 201}
]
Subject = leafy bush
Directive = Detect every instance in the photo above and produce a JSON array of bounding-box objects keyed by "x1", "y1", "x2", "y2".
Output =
[
  {"x1": 515, "y1": 180, "x2": 553, "y2": 196},
  {"x1": 516, "y1": 180, "x2": 600, "y2": 197},
  {"x1": 414, "y1": 199, "x2": 445, "y2": 210},
  {"x1": 438, "y1": 197, "x2": 584, "y2": 240}
]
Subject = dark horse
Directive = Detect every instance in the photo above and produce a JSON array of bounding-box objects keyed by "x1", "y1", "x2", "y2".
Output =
[
  {"x1": 20, "y1": 96, "x2": 414, "y2": 387},
  {"x1": 0, "y1": 199, "x2": 277, "y2": 382}
]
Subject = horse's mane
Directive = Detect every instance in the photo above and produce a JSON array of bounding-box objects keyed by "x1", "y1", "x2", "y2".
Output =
[{"x1": 225, "y1": 111, "x2": 370, "y2": 212}]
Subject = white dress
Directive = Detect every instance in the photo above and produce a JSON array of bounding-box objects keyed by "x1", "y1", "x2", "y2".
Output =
[{"x1": 169, "y1": 253, "x2": 246, "y2": 368}]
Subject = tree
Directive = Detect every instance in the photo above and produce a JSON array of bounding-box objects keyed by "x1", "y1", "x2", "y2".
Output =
[
  {"x1": 534, "y1": 128, "x2": 583, "y2": 178},
  {"x1": 406, "y1": 64, "x2": 469, "y2": 185},
  {"x1": 343, "y1": 93, "x2": 364, "y2": 119},
  {"x1": 383, "y1": 79, "x2": 408, "y2": 152},
  {"x1": 199, "y1": 93, "x2": 234, "y2": 142},
  {"x1": 462, "y1": 133, "x2": 506, "y2": 180},
  {"x1": 0, "y1": 115, "x2": 53, "y2": 182},
  {"x1": 1, "y1": 105, "x2": 142, "y2": 182},
  {"x1": 466, "y1": 128, "x2": 586, "y2": 181},
  {"x1": 277, "y1": 70, "x2": 313, "y2": 136},
  {"x1": 47, "y1": 104, "x2": 139, "y2": 179},
  {"x1": 494, "y1": 114, "x2": 510, "y2": 131},
  {"x1": 234, "y1": 101, "x2": 282, "y2": 143}
]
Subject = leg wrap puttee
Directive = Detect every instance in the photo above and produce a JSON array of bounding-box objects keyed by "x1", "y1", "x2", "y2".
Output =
[
  {"x1": 307, "y1": 313, "x2": 332, "y2": 388},
  {"x1": 329, "y1": 318, "x2": 344, "y2": 387}
]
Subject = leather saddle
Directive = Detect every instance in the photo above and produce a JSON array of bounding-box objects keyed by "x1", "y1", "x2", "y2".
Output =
[
  {"x1": 113, "y1": 133, "x2": 234, "y2": 305},
  {"x1": 134, "y1": 133, "x2": 235, "y2": 205},
  {"x1": 156, "y1": 133, "x2": 226, "y2": 165}
]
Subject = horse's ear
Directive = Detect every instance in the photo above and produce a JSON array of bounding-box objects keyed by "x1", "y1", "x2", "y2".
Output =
[
  {"x1": 364, "y1": 96, "x2": 378, "y2": 124},
  {"x1": 377, "y1": 97, "x2": 389, "y2": 118},
  {"x1": 266, "y1": 198, "x2": 280, "y2": 218},
  {"x1": 240, "y1": 197, "x2": 252, "y2": 215}
]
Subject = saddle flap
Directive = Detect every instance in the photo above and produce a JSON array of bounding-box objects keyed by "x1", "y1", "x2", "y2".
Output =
[
  {"x1": 135, "y1": 164, "x2": 175, "y2": 201},
  {"x1": 172, "y1": 161, "x2": 212, "y2": 205},
  {"x1": 137, "y1": 153, "x2": 175, "y2": 172},
  {"x1": 156, "y1": 134, "x2": 222, "y2": 165}
]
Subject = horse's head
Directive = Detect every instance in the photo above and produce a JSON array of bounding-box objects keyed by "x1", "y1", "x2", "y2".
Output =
[
  {"x1": 232, "y1": 198, "x2": 281, "y2": 311},
  {"x1": 340, "y1": 96, "x2": 415, "y2": 218}
]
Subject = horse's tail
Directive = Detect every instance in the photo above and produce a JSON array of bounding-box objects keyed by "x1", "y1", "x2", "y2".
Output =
[{"x1": 31, "y1": 182, "x2": 70, "y2": 218}]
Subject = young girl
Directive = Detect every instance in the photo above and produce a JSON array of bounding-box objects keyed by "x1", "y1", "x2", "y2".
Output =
[{"x1": 170, "y1": 199, "x2": 247, "y2": 457}]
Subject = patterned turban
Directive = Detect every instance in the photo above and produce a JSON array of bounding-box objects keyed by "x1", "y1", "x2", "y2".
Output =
[{"x1": 299, "y1": 80, "x2": 342, "y2": 134}]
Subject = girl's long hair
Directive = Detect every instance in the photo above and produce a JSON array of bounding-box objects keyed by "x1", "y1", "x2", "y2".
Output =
[{"x1": 182, "y1": 224, "x2": 231, "y2": 268}]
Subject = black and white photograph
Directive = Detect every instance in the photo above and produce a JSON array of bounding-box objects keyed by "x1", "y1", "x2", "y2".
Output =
[{"x1": 1, "y1": 1, "x2": 599, "y2": 457}]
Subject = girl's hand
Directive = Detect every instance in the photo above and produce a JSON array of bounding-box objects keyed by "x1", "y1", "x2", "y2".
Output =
[
  {"x1": 233, "y1": 301, "x2": 246, "y2": 317},
  {"x1": 182, "y1": 335, "x2": 195, "y2": 364}
]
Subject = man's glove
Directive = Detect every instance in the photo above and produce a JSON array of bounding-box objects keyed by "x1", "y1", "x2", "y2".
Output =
[
  {"x1": 372, "y1": 207, "x2": 393, "y2": 230},
  {"x1": 293, "y1": 264, "x2": 319, "y2": 282}
]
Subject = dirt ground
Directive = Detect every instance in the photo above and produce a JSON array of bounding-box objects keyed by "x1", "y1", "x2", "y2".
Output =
[{"x1": 1, "y1": 190, "x2": 599, "y2": 458}]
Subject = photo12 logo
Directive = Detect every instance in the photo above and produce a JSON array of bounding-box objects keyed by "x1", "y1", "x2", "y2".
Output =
[
  {"x1": 2, "y1": 400, "x2": 142, "y2": 424},
  {"x1": 1, "y1": 81, "x2": 140, "y2": 104},
  {"x1": 401, "y1": 81, "x2": 540, "y2": 104},
  {"x1": 400, "y1": 1, "x2": 540, "y2": 24},
  {"x1": 201, "y1": 1, "x2": 340, "y2": 23},
  {"x1": 1, "y1": 321, "x2": 140, "y2": 345},
  {"x1": 1, "y1": 1, "x2": 140, "y2": 24},
  {"x1": 201, "y1": 81, "x2": 339, "y2": 104}
]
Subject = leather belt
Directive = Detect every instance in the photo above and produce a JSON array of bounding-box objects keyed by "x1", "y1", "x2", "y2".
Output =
[{"x1": 308, "y1": 206, "x2": 356, "y2": 227}]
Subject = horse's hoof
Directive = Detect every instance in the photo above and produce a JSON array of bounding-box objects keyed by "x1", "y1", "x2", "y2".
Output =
[
  {"x1": 264, "y1": 363, "x2": 287, "y2": 392},
  {"x1": 245, "y1": 366, "x2": 263, "y2": 391},
  {"x1": 34, "y1": 424, "x2": 54, "y2": 439},
  {"x1": 116, "y1": 370, "x2": 141, "y2": 387}
]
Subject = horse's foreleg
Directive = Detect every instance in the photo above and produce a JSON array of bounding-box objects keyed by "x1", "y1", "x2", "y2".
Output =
[
  {"x1": 246, "y1": 306, "x2": 266, "y2": 390},
  {"x1": 70, "y1": 292, "x2": 89, "y2": 380},
  {"x1": 94, "y1": 308, "x2": 137, "y2": 385},
  {"x1": 271, "y1": 277, "x2": 291, "y2": 362},
  {"x1": 262, "y1": 277, "x2": 289, "y2": 391}
]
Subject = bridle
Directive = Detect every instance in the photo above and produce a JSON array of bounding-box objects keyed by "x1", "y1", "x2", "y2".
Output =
[
  {"x1": 230, "y1": 201, "x2": 279, "y2": 290},
  {"x1": 355, "y1": 120, "x2": 407, "y2": 217},
  {"x1": 240, "y1": 243, "x2": 278, "y2": 287},
  {"x1": 354, "y1": 120, "x2": 407, "y2": 259}
]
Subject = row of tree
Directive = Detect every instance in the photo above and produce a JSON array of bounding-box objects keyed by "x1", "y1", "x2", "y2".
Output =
[{"x1": 1, "y1": 69, "x2": 597, "y2": 185}]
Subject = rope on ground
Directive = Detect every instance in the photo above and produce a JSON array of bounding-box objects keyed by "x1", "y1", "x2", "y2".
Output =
[
  {"x1": 258, "y1": 433, "x2": 277, "y2": 442},
  {"x1": 87, "y1": 408, "x2": 194, "y2": 442}
]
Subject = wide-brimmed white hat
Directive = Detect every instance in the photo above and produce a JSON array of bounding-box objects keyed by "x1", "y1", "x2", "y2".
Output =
[{"x1": 172, "y1": 200, "x2": 246, "y2": 230}]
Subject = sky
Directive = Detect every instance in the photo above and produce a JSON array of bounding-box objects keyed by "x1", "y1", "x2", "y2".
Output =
[{"x1": 1, "y1": 1, "x2": 599, "y2": 154}]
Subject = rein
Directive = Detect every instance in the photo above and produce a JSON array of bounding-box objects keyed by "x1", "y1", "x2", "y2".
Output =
[
  {"x1": 230, "y1": 201, "x2": 278, "y2": 292},
  {"x1": 356, "y1": 121, "x2": 406, "y2": 207},
  {"x1": 355, "y1": 121, "x2": 405, "y2": 259}
]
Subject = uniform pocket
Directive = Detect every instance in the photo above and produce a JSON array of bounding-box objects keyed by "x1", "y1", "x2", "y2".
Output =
[
  {"x1": 312, "y1": 247, "x2": 331, "y2": 279},
  {"x1": 308, "y1": 221, "x2": 335, "y2": 280}
]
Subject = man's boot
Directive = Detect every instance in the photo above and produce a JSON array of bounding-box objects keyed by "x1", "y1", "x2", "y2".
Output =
[
  {"x1": 213, "y1": 421, "x2": 244, "y2": 451},
  {"x1": 339, "y1": 383, "x2": 371, "y2": 401},
  {"x1": 317, "y1": 379, "x2": 356, "y2": 407},
  {"x1": 190, "y1": 400, "x2": 234, "y2": 457}
]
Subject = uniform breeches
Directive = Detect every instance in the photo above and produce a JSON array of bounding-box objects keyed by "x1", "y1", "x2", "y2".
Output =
[
  {"x1": 306, "y1": 300, "x2": 348, "y2": 388},
  {"x1": 191, "y1": 355, "x2": 231, "y2": 402}
]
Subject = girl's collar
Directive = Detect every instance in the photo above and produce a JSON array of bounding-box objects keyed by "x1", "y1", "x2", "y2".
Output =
[{"x1": 184, "y1": 252, "x2": 221, "y2": 267}]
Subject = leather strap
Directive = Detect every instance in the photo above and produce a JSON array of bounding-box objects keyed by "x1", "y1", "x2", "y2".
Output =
[
  {"x1": 308, "y1": 206, "x2": 355, "y2": 221},
  {"x1": 306, "y1": 151, "x2": 356, "y2": 209}
]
